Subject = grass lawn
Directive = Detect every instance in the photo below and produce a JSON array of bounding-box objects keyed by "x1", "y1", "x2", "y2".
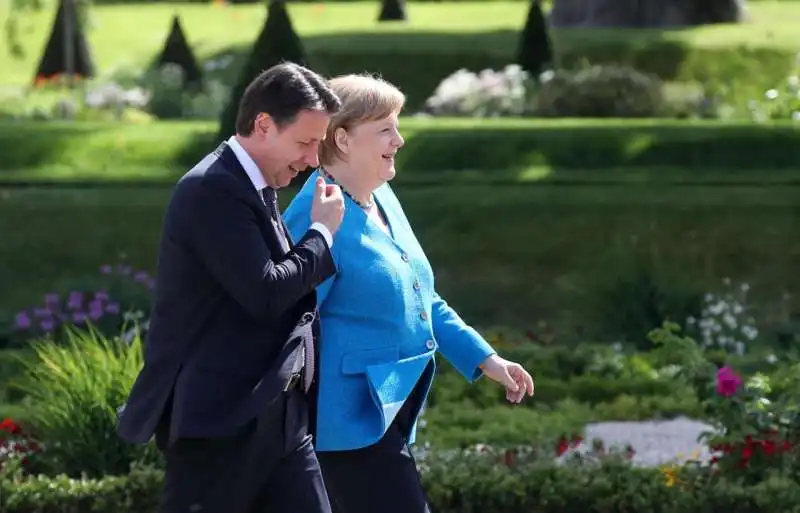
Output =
[{"x1": 1, "y1": 1, "x2": 798, "y2": 88}]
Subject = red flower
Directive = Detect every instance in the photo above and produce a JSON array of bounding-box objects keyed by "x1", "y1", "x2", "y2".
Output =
[
  {"x1": 0, "y1": 419, "x2": 22, "y2": 435},
  {"x1": 556, "y1": 436, "x2": 570, "y2": 456},
  {"x1": 761, "y1": 439, "x2": 777, "y2": 456},
  {"x1": 715, "y1": 367, "x2": 743, "y2": 397}
]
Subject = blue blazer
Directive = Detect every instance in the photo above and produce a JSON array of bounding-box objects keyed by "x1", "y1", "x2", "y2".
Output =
[{"x1": 283, "y1": 170, "x2": 496, "y2": 451}]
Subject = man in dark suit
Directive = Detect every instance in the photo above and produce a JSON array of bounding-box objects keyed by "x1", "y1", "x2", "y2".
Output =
[{"x1": 117, "y1": 62, "x2": 344, "y2": 513}]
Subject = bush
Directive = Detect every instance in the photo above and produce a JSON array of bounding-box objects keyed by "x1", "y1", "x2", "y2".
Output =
[
  {"x1": 1, "y1": 176, "x2": 798, "y2": 346},
  {"x1": 11, "y1": 328, "x2": 160, "y2": 478},
  {"x1": 2, "y1": 120, "x2": 800, "y2": 183},
  {"x1": 534, "y1": 65, "x2": 665, "y2": 117},
  {"x1": 307, "y1": 40, "x2": 794, "y2": 114},
  {"x1": 4, "y1": 456, "x2": 800, "y2": 513},
  {"x1": 516, "y1": 0, "x2": 554, "y2": 77},
  {"x1": 217, "y1": 0, "x2": 308, "y2": 139}
]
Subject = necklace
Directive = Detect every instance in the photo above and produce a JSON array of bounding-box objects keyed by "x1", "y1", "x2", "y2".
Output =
[{"x1": 319, "y1": 168, "x2": 374, "y2": 209}]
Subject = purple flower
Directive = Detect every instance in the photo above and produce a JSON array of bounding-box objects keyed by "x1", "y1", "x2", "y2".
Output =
[
  {"x1": 40, "y1": 319, "x2": 55, "y2": 332},
  {"x1": 72, "y1": 312, "x2": 87, "y2": 324},
  {"x1": 94, "y1": 291, "x2": 109, "y2": 301},
  {"x1": 14, "y1": 312, "x2": 31, "y2": 330},
  {"x1": 89, "y1": 308, "x2": 103, "y2": 321},
  {"x1": 100, "y1": 265, "x2": 113, "y2": 274},
  {"x1": 134, "y1": 271, "x2": 149, "y2": 283},
  {"x1": 106, "y1": 303, "x2": 120, "y2": 314},
  {"x1": 67, "y1": 291, "x2": 83, "y2": 309},
  {"x1": 44, "y1": 293, "x2": 59, "y2": 304},
  {"x1": 33, "y1": 307, "x2": 52, "y2": 317}
]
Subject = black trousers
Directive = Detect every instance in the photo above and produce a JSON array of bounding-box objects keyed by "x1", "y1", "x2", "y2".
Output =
[
  {"x1": 317, "y1": 363, "x2": 434, "y2": 513},
  {"x1": 156, "y1": 389, "x2": 331, "y2": 513}
]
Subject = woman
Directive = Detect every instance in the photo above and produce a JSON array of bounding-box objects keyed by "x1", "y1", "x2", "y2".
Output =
[{"x1": 283, "y1": 74, "x2": 534, "y2": 513}]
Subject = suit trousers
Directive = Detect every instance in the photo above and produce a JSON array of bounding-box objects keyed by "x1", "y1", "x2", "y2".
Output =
[
  {"x1": 316, "y1": 363, "x2": 434, "y2": 513},
  {"x1": 156, "y1": 388, "x2": 331, "y2": 513}
]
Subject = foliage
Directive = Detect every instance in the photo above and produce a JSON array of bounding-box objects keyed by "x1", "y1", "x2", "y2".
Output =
[
  {"x1": 2, "y1": 2, "x2": 797, "y2": 115},
  {"x1": 686, "y1": 278, "x2": 759, "y2": 355},
  {"x1": 648, "y1": 321, "x2": 800, "y2": 485},
  {"x1": 0, "y1": 418, "x2": 42, "y2": 473},
  {"x1": 747, "y1": 51, "x2": 800, "y2": 123},
  {"x1": 11, "y1": 327, "x2": 160, "y2": 478},
  {"x1": 516, "y1": 0, "x2": 553, "y2": 77},
  {"x1": 377, "y1": 0, "x2": 407, "y2": 22},
  {"x1": 3, "y1": 119, "x2": 800, "y2": 183},
  {"x1": 534, "y1": 65, "x2": 664, "y2": 117},
  {"x1": 5, "y1": 455, "x2": 800, "y2": 513},
  {"x1": 423, "y1": 65, "x2": 534, "y2": 117},
  {"x1": 217, "y1": 0, "x2": 307, "y2": 140},
  {"x1": 1, "y1": 179, "x2": 798, "y2": 346},
  {"x1": 7, "y1": 259, "x2": 153, "y2": 348}
]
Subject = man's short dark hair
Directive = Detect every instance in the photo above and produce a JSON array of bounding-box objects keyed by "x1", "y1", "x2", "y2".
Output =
[{"x1": 235, "y1": 62, "x2": 341, "y2": 136}]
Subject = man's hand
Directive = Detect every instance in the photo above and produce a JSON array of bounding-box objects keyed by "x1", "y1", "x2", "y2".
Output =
[
  {"x1": 311, "y1": 177, "x2": 344, "y2": 235},
  {"x1": 479, "y1": 354, "x2": 534, "y2": 404}
]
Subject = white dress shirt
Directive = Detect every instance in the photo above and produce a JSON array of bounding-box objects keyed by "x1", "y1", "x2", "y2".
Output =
[{"x1": 227, "y1": 136, "x2": 333, "y2": 248}]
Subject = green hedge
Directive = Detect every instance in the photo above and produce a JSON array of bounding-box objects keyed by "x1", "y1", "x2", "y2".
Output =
[
  {"x1": 3, "y1": 460, "x2": 800, "y2": 513},
  {"x1": 1, "y1": 120, "x2": 800, "y2": 184},
  {"x1": 306, "y1": 42, "x2": 794, "y2": 112},
  {"x1": 1, "y1": 180, "x2": 798, "y2": 345}
]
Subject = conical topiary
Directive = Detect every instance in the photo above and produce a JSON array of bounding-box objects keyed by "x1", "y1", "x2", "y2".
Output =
[
  {"x1": 217, "y1": 0, "x2": 308, "y2": 139},
  {"x1": 377, "y1": 0, "x2": 407, "y2": 22},
  {"x1": 33, "y1": 0, "x2": 95, "y2": 87},
  {"x1": 153, "y1": 14, "x2": 203, "y2": 88},
  {"x1": 515, "y1": 0, "x2": 554, "y2": 79}
]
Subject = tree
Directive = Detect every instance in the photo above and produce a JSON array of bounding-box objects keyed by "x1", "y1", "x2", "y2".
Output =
[
  {"x1": 152, "y1": 14, "x2": 203, "y2": 88},
  {"x1": 515, "y1": 0, "x2": 553, "y2": 79},
  {"x1": 377, "y1": 0, "x2": 408, "y2": 22},
  {"x1": 33, "y1": 0, "x2": 95, "y2": 88},
  {"x1": 217, "y1": 0, "x2": 307, "y2": 139}
]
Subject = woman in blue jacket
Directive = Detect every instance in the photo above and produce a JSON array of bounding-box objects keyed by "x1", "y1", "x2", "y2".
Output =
[{"x1": 283, "y1": 74, "x2": 534, "y2": 513}]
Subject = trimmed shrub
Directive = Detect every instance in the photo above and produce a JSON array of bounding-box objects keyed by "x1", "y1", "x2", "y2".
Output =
[
  {"x1": 152, "y1": 15, "x2": 203, "y2": 88},
  {"x1": 516, "y1": 0, "x2": 553, "y2": 77},
  {"x1": 3, "y1": 457, "x2": 800, "y2": 513},
  {"x1": 377, "y1": 0, "x2": 408, "y2": 21},
  {"x1": 216, "y1": 0, "x2": 307, "y2": 139},
  {"x1": 2, "y1": 120, "x2": 800, "y2": 183}
]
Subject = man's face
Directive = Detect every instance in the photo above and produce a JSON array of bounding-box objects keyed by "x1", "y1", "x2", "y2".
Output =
[{"x1": 255, "y1": 109, "x2": 330, "y2": 188}]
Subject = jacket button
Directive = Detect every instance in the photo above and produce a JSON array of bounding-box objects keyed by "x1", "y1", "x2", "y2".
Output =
[
  {"x1": 425, "y1": 339, "x2": 435, "y2": 349},
  {"x1": 420, "y1": 311, "x2": 428, "y2": 321}
]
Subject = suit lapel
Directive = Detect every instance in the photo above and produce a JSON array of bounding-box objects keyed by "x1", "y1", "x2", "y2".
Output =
[{"x1": 217, "y1": 142, "x2": 290, "y2": 257}]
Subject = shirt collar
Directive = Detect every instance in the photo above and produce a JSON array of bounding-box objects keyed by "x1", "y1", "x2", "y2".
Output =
[{"x1": 227, "y1": 136, "x2": 267, "y2": 193}]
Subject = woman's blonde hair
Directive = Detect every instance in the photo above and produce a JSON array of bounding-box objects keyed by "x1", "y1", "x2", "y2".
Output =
[{"x1": 319, "y1": 73, "x2": 405, "y2": 167}]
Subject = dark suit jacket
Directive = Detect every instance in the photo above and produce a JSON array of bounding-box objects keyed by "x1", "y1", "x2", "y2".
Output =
[{"x1": 117, "y1": 142, "x2": 336, "y2": 445}]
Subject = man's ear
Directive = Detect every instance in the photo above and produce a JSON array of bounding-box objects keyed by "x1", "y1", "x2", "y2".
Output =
[{"x1": 254, "y1": 113, "x2": 274, "y2": 137}]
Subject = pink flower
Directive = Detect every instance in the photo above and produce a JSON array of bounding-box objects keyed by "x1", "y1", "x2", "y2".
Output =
[{"x1": 716, "y1": 366, "x2": 743, "y2": 397}]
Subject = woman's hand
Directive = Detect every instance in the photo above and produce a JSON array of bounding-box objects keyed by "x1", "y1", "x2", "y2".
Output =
[{"x1": 479, "y1": 354, "x2": 534, "y2": 403}]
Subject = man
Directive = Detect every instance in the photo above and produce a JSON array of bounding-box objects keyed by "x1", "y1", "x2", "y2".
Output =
[{"x1": 117, "y1": 62, "x2": 344, "y2": 513}]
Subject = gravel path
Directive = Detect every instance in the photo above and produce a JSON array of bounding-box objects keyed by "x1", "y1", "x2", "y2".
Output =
[{"x1": 583, "y1": 417, "x2": 717, "y2": 467}]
